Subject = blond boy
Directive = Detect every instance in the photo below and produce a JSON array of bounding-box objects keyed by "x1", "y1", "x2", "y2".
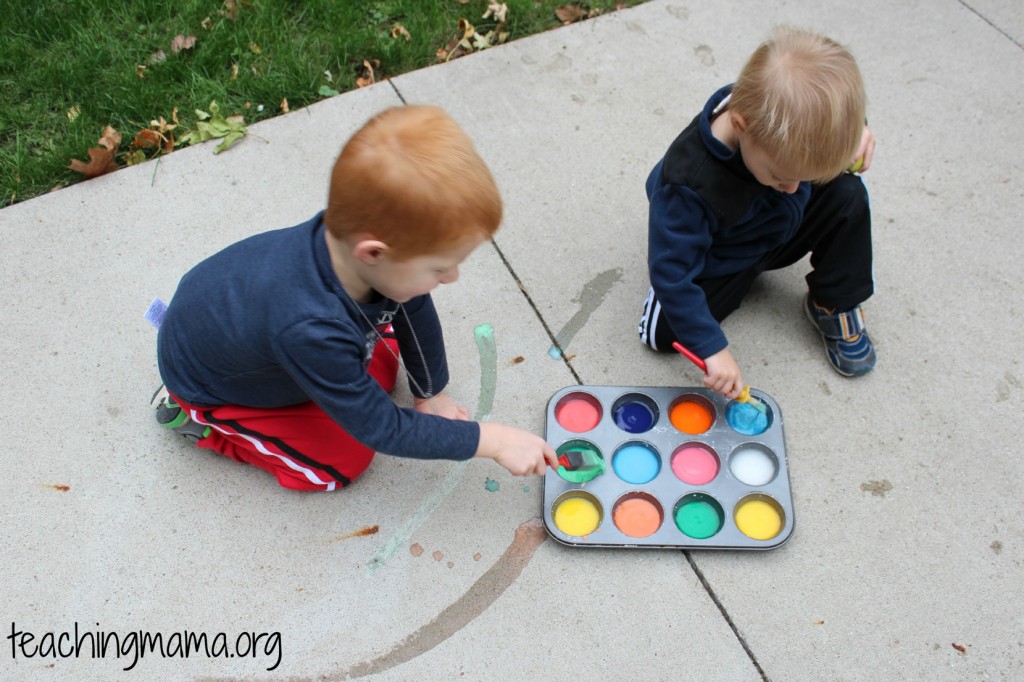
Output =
[{"x1": 639, "y1": 27, "x2": 878, "y2": 391}]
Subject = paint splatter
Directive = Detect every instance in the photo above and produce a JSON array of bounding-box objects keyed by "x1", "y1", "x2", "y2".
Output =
[
  {"x1": 952, "y1": 643, "x2": 967, "y2": 654},
  {"x1": 47, "y1": 484, "x2": 70, "y2": 492},
  {"x1": 990, "y1": 540, "x2": 1002, "y2": 554},
  {"x1": 432, "y1": 551, "x2": 444, "y2": 562},
  {"x1": 860, "y1": 480, "x2": 893, "y2": 497},
  {"x1": 484, "y1": 478, "x2": 500, "y2": 492},
  {"x1": 473, "y1": 553, "x2": 481, "y2": 561},
  {"x1": 446, "y1": 561, "x2": 454, "y2": 569},
  {"x1": 410, "y1": 543, "x2": 424, "y2": 557},
  {"x1": 547, "y1": 268, "x2": 622, "y2": 359},
  {"x1": 326, "y1": 525, "x2": 379, "y2": 543},
  {"x1": 510, "y1": 355, "x2": 524, "y2": 365},
  {"x1": 522, "y1": 485, "x2": 530, "y2": 493},
  {"x1": 341, "y1": 519, "x2": 548, "y2": 679}
]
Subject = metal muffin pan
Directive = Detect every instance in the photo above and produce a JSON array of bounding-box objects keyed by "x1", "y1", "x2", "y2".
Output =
[{"x1": 542, "y1": 385, "x2": 795, "y2": 549}]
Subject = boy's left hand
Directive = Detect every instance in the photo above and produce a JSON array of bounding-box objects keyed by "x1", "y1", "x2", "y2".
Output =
[
  {"x1": 414, "y1": 392, "x2": 470, "y2": 421},
  {"x1": 851, "y1": 125, "x2": 876, "y2": 173}
]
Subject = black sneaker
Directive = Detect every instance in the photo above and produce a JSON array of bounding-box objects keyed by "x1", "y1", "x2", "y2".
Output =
[
  {"x1": 151, "y1": 386, "x2": 210, "y2": 441},
  {"x1": 803, "y1": 295, "x2": 876, "y2": 377}
]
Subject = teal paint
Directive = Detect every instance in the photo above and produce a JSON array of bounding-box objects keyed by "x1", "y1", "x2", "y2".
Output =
[
  {"x1": 473, "y1": 323, "x2": 497, "y2": 421},
  {"x1": 484, "y1": 478, "x2": 500, "y2": 492},
  {"x1": 547, "y1": 268, "x2": 622, "y2": 359}
]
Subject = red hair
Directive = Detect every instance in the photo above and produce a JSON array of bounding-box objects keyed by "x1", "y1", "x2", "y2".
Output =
[{"x1": 324, "y1": 105, "x2": 502, "y2": 259}]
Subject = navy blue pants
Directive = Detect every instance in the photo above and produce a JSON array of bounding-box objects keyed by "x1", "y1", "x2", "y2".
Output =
[{"x1": 642, "y1": 173, "x2": 873, "y2": 352}]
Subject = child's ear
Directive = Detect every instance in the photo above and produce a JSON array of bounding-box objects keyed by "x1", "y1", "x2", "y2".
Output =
[
  {"x1": 352, "y1": 239, "x2": 390, "y2": 264},
  {"x1": 729, "y1": 111, "x2": 748, "y2": 136}
]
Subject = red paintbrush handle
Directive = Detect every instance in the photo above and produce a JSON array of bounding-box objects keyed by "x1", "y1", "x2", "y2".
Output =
[{"x1": 672, "y1": 341, "x2": 707, "y2": 373}]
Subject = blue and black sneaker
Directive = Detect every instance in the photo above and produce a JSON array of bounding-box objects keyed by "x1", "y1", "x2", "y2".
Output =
[
  {"x1": 151, "y1": 385, "x2": 210, "y2": 441},
  {"x1": 803, "y1": 295, "x2": 876, "y2": 377}
]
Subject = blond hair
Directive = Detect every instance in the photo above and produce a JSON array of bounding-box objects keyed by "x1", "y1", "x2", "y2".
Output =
[
  {"x1": 729, "y1": 26, "x2": 866, "y2": 182},
  {"x1": 324, "y1": 105, "x2": 502, "y2": 259}
]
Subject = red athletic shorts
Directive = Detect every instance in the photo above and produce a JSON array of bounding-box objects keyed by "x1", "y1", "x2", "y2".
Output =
[{"x1": 171, "y1": 336, "x2": 399, "y2": 492}]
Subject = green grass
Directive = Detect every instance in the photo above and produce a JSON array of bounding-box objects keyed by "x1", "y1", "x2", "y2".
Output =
[{"x1": 0, "y1": 0, "x2": 647, "y2": 207}]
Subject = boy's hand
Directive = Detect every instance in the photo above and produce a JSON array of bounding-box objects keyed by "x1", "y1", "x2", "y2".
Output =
[
  {"x1": 475, "y1": 423, "x2": 558, "y2": 477},
  {"x1": 414, "y1": 392, "x2": 470, "y2": 421},
  {"x1": 703, "y1": 348, "x2": 744, "y2": 399},
  {"x1": 850, "y1": 125, "x2": 876, "y2": 173}
]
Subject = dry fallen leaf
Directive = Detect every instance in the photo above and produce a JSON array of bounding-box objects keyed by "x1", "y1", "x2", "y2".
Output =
[
  {"x1": 483, "y1": 1, "x2": 508, "y2": 23},
  {"x1": 355, "y1": 59, "x2": 379, "y2": 88},
  {"x1": 952, "y1": 643, "x2": 967, "y2": 654},
  {"x1": 67, "y1": 146, "x2": 118, "y2": 179},
  {"x1": 171, "y1": 34, "x2": 196, "y2": 52},
  {"x1": 390, "y1": 23, "x2": 411, "y2": 42},
  {"x1": 555, "y1": 3, "x2": 587, "y2": 24},
  {"x1": 280, "y1": 98, "x2": 289, "y2": 113}
]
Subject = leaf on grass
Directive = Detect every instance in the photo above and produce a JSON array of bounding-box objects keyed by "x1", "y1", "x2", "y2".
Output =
[
  {"x1": 66, "y1": 106, "x2": 81, "y2": 122},
  {"x1": 438, "y1": 14, "x2": 509, "y2": 62},
  {"x1": 201, "y1": 16, "x2": 214, "y2": 30},
  {"x1": 179, "y1": 101, "x2": 247, "y2": 154},
  {"x1": 132, "y1": 129, "x2": 164, "y2": 149},
  {"x1": 136, "y1": 64, "x2": 146, "y2": 78},
  {"x1": 222, "y1": 0, "x2": 240, "y2": 20},
  {"x1": 281, "y1": 98, "x2": 289, "y2": 113},
  {"x1": 171, "y1": 34, "x2": 197, "y2": 52},
  {"x1": 318, "y1": 85, "x2": 340, "y2": 97},
  {"x1": 355, "y1": 59, "x2": 380, "y2": 88},
  {"x1": 555, "y1": 3, "x2": 601, "y2": 24},
  {"x1": 249, "y1": 42, "x2": 261, "y2": 55},
  {"x1": 67, "y1": 126, "x2": 122, "y2": 179},
  {"x1": 148, "y1": 49, "x2": 167, "y2": 64},
  {"x1": 390, "y1": 23, "x2": 411, "y2": 42},
  {"x1": 483, "y1": 2, "x2": 508, "y2": 23},
  {"x1": 125, "y1": 150, "x2": 147, "y2": 166},
  {"x1": 231, "y1": 63, "x2": 239, "y2": 80}
]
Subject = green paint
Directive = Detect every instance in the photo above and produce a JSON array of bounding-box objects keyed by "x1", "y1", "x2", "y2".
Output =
[
  {"x1": 548, "y1": 268, "x2": 622, "y2": 359},
  {"x1": 522, "y1": 485, "x2": 530, "y2": 493},
  {"x1": 484, "y1": 478, "x2": 500, "y2": 492},
  {"x1": 474, "y1": 323, "x2": 497, "y2": 421},
  {"x1": 555, "y1": 440, "x2": 605, "y2": 483}
]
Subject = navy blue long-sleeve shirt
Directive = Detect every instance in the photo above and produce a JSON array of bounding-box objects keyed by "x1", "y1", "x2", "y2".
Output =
[
  {"x1": 157, "y1": 212, "x2": 479, "y2": 460},
  {"x1": 646, "y1": 86, "x2": 811, "y2": 358}
]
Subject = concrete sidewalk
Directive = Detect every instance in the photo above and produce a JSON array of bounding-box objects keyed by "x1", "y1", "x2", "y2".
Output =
[{"x1": 2, "y1": 0, "x2": 1022, "y2": 679}]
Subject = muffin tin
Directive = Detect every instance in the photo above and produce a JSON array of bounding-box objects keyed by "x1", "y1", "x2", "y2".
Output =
[{"x1": 542, "y1": 385, "x2": 794, "y2": 549}]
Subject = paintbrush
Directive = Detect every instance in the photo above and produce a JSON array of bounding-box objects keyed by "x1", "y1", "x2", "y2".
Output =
[
  {"x1": 553, "y1": 449, "x2": 605, "y2": 474},
  {"x1": 671, "y1": 341, "x2": 767, "y2": 414}
]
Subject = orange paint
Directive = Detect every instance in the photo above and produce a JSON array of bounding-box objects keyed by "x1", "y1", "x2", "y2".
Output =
[
  {"x1": 612, "y1": 498, "x2": 661, "y2": 538},
  {"x1": 670, "y1": 401, "x2": 712, "y2": 434}
]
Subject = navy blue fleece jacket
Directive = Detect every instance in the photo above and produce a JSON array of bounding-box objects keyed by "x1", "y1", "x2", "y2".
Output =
[
  {"x1": 157, "y1": 212, "x2": 479, "y2": 460},
  {"x1": 646, "y1": 85, "x2": 811, "y2": 358}
]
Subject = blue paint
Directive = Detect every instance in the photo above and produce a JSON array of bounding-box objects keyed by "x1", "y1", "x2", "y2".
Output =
[
  {"x1": 612, "y1": 443, "x2": 660, "y2": 484},
  {"x1": 727, "y1": 401, "x2": 769, "y2": 435},
  {"x1": 613, "y1": 402, "x2": 655, "y2": 433},
  {"x1": 485, "y1": 478, "x2": 500, "y2": 492}
]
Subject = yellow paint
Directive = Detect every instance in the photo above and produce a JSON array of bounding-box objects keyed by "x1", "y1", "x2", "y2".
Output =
[
  {"x1": 553, "y1": 497, "x2": 600, "y2": 537},
  {"x1": 734, "y1": 499, "x2": 782, "y2": 540}
]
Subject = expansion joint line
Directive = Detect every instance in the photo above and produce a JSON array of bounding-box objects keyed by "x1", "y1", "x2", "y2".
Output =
[
  {"x1": 489, "y1": 240, "x2": 583, "y2": 385},
  {"x1": 684, "y1": 551, "x2": 770, "y2": 682}
]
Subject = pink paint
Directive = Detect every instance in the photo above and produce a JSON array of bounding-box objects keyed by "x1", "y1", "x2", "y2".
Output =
[
  {"x1": 555, "y1": 395, "x2": 601, "y2": 432},
  {"x1": 671, "y1": 444, "x2": 719, "y2": 485}
]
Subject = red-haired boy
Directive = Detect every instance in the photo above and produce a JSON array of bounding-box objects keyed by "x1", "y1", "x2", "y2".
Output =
[{"x1": 153, "y1": 105, "x2": 556, "y2": 491}]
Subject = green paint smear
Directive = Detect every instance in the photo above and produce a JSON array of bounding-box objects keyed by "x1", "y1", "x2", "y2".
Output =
[
  {"x1": 484, "y1": 478, "x2": 500, "y2": 492},
  {"x1": 474, "y1": 323, "x2": 497, "y2": 421},
  {"x1": 365, "y1": 323, "x2": 499, "y2": 577}
]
